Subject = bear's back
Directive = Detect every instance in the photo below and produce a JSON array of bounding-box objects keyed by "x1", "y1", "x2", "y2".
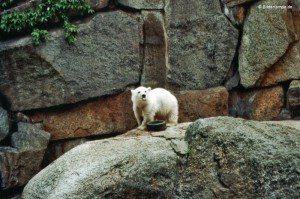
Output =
[{"x1": 149, "y1": 88, "x2": 177, "y2": 111}]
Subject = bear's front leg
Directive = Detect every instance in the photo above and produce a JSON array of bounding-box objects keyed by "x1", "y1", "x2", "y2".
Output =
[
  {"x1": 133, "y1": 108, "x2": 142, "y2": 127},
  {"x1": 138, "y1": 112, "x2": 155, "y2": 130}
]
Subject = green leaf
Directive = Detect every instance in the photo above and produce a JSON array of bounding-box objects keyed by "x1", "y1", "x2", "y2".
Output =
[{"x1": 1, "y1": 0, "x2": 93, "y2": 44}]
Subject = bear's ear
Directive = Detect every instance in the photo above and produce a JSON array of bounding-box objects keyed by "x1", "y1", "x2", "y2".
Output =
[
  {"x1": 131, "y1": 89, "x2": 135, "y2": 94},
  {"x1": 147, "y1": 87, "x2": 151, "y2": 91}
]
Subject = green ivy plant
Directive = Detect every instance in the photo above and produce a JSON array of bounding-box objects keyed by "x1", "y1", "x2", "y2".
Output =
[
  {"x1": 31, "y1": 29, "x2": 48, "y2": 45},
  {"x1": 0, "y1": 0, "x2": 94, "y2": 45}
]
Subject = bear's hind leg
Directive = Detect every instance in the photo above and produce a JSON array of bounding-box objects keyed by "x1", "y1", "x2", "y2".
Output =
[{"x1": 166, "y1": 110, "x2": 178, "y2": 127}]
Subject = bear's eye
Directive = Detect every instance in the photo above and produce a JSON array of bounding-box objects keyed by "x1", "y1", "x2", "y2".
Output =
[{"x1": 138, "y1": 91, "x2": 140, "y2": 94}]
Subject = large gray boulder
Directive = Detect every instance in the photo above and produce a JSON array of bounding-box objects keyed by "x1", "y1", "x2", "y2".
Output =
[
  {"x1": 165, "y1": 0, "x2": 238, "y2": 90},
  {"x1": 22, "y1": 118, "x2": 300, "y2": 198},
  {"x1": 183, "y1": 117, "x2": 300, "y2": 198},
  {"x1": 22, "y1": 136, "x2": 180, "y2": 199},
  {"x1": 239, "y1": 0, "x2": 295, "y2": 88},
  {"x1": 0, "y1": 11, "x2": 140, "y2": 111}
]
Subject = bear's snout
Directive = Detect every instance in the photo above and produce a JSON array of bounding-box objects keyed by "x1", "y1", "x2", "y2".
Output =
[{"x1": 142, "y1": 94, "x2": 146, "y2": 98}]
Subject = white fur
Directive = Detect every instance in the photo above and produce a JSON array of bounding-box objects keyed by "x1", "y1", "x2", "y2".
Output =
[{"x1": 131, "y1": 87, "x2": 178, "y2": 130}]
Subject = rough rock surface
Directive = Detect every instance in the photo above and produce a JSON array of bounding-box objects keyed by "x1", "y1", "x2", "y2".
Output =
[
  {"x1": 165, "y1": 0, "x2": 238, "y2": 90},
  {"x1": 256, "y1": 2, "x2": 300, "y2": 86},
  {"x1": 118, "y1": 0, "x2": 165, "y2": 9},
  {"x1": 226, "y1": 0, "x2": 258, "y2": 7},
  {"x1": 29, "y1": 87, "x2": 229, "y2": 140},
  {"x1": 88, "y1": 0, "x2": 109, "y2": 11},
  {"x1": 183, "y1": 117, "x2": 300, "y2": 198},
  {"x1": 0, "y1": 147, "x2": 47, "y2": 190},
  {"x1": 263, "y1": 120, "x2": 300, "y2": 131},
  {"x1": 0, "y1": 0, "x2": 108, "y2": 15},
  {"x1": 119, "y1": 122, "x2": 190, "y2": 139},
  {"x1": 239, "y1": 0, "x2": 294, "y2": 88},
  {"x1": 11, "y1": 122, "x2": 50, "y2": 150},
  {"x1": 0, "y1": 123, "x2": 50, "y2": 190},
  {"x1": 257, "y1": 43, "x2": 300, "y2": 87},
  {"x1": 0, "y1": 0, "x2": 42, "y2": 15},
  {"x1": 22, "y1": 136, "x2": 179, "y2": 199},
  {"x1": 141, "y1": 11, "x2": 167, "y2": 88},
  {"x1": 288, "y1": 80, "x2": 300, "y2": 117},
  {"x1": 221, "y1": 2, "x2": 246, "y2": 27},
  {"x1": 294, "y1": 0, "x2": 300, "y2": 10},
  {"x1": 43, "y1": 123, "x2": 190, "y2": 166},
  {"x1": 28, "y1": 90, "x2": 136, "y2": 140},
  {"x1": 0, "y1": 11, "x2": 140, "y2": 111},
  {"x1": 0, "y1": 107, "x2": 9, "y2": 142},
  {"x1": 43, "y1": 138, "x2": 89, "y2": 166},
  {"x1": 175, "y1": 87, "x2": 229, "y2": 122},
  {"x1": 22, "y1": 117, "x2": 300, "y2": 198},
  {"x1": 229, "y1": 86, "x2": 284, "y2": 120}
]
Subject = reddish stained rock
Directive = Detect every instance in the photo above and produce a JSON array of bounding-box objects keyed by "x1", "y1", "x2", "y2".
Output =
[
  {"x1": 257, "y1": 42, "x2": 300, "y2": 87},
  {"x1": 28, "y1": 87, "x2": 229, "y2": 140},
  {"x1": 233, "y1": 5, "x2": 246, "y2": 25},
  {"x1": 223, "y1": 4, "x2": 246, "y2": 27},
  {"x1": 175, "y1": 87, "x2": 229, "y2": 122},
  {"x1": 29, "y1": 90, "x2": 136, "y2": 140},
  {"x1": 229, "y1": 86, "x2": 284, "y2": 121}
]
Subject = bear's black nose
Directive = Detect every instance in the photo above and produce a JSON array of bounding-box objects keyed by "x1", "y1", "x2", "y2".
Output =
[{"x1": 142, "y1": 94, "x2": 146, "y2": 98}]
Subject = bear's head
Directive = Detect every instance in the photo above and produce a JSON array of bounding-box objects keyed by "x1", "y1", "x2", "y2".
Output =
[{"x1": 131, "y1": 87, "x2": 151, "y2": 103}]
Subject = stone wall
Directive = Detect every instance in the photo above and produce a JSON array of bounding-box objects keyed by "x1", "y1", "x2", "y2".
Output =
[
  {"x1": 1, "y1": 0, "x2": 300, "y2": 196},
  {"x1": 0, "y1": 0, "x2": 299, "y2": 141}
]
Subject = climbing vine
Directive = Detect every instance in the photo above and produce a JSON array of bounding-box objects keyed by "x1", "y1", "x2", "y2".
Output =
[{"x1": 0, "y1": 0, "x2": 94, "y2": 45}]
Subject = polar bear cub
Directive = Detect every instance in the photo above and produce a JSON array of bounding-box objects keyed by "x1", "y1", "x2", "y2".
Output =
[{"x1": 131, "y1": 86, "x2": 178, "y2": 130}]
